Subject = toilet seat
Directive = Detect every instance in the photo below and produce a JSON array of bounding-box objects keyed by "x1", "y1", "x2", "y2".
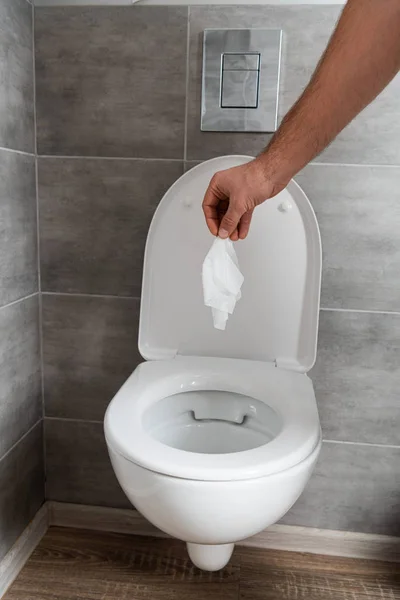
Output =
[{"x1": 104, "y1": 356, "x2": 321, "y2": 482}]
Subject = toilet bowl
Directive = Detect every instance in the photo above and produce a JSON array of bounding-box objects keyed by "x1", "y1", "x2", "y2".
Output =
[{"x1": 104, "y1": 155, "x2": 322, "y2": 571}]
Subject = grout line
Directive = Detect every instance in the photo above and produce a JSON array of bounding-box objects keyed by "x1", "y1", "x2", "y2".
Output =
[
  {"x1": 34, "y1": 154, "x2": 400, "y2": 170},
  {"x1": 40, "y1": 295, "x2": 400, "y2": 315},
  {"x1": 42, "y1": 418, "x2": 400, "y2": 451},
  {"x1": 0, "y1": 145, "x2": 35, "y2": 158},
  {"x1": 45, "y1": 416, "x2": 103, "y2": 425},
  {"x1": 42, "y1": 291, "x2": 141, "y2": 301},
  {"x1": 36, "y1": 159, "x2": 46, "y2": 480},
  {"x1": 32, "y1": 1, "x2": 37, "y2": 157},
  {"x1": 320, "y1": 307, "x2": 400, "y2": 317},
  {"x1": 38, "y1": 154, "x2": 183, "y2": 163},
  {"x1": 183, "y1": 6, "x2": 190, "y2": 163},
  {"x1": 0, "y1": 420, "x2": 42, "y2": 467},
  {"x1": 32, "y1": 1, "x2": 47, "y2": 479},
  {"x1": 310, "y1": 161, "x2": 400, "y2": 169},
  {"x1": 181, "y1": 158, "x2": 400, "y2": 169},
  {"x1": 323, "y1": 439, "x2": 400, "y2": 450},
  {"x1": 36, "y1": 156, "x2": 46, "y2": 476},
  {"x1": 0, "y1": 292, "x2": 39, "y2": 313}
]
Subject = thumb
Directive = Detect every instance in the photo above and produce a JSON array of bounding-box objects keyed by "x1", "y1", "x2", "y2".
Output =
[{"x1": 218, "y1": 202, "x2": 243, "y2": 239}]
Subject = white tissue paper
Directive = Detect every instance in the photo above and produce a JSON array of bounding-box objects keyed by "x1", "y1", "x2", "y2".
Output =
[{"x1": 202, "y1": 237, "x2": 244, "y2": 331}]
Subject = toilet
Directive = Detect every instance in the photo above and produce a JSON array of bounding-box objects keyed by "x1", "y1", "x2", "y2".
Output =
[{"x1": 104, "y1": 155, "x2": 322, "y2": 572}]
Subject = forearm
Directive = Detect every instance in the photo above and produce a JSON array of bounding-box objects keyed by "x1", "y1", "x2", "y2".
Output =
[{"x1": 259, "y1": 0, "x2": 400, "y2": 185}]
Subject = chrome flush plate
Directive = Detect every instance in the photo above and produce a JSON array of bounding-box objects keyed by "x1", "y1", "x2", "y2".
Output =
[{"x1": 201, "y1": 28, "x2": 282, "y2": 133}]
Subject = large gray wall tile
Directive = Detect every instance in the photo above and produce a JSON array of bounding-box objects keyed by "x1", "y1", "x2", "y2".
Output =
[
  {"x1": 276, "y1": 6, "x2": 340, "y2": 117},
  {"x1": 296, "y1": 164, "x2": 400, "y2": 311},
  {"x1": 0, "y1": 0, "x2": 34, "y2": 153},
  {"x1": 312, "y1": 310, "x2": 400, "y2": 446},
  {"x1": 186, "y1": 6, "x2": 340, "y2": 161},
  {"x1": 35, "y1": 7, "x2": 187, "y2": 158},
  {"x1": 275, "y1": 7, "x2": 400, "y2": 166},
  {"x1": 187, "y1": 6, "x2": 400, "y2": 165},
  {"x1": 282, "y1": 441, "x2": 400, "y2": 536},
  {"x1": 45, "y1": 418, "x2": 130, "y2": 508},
  {"x1": 0, "y1": 423, "x2": 44, "y2": 562},
  {"x1": 318, "y1": 76, "x2": 400, "y2": 165},
  {"x1": 43, "y1": 294, "x2": 141, "y2": 421},
  {"x1": 38, "y1": 158, "x2": 183, "y2": 296},
  {"x1": 0, "y1": 295, "x2": 41, "y2": 458},
  {"x1": 0, "y1": 150, "x2": 38, "y2": 307}
]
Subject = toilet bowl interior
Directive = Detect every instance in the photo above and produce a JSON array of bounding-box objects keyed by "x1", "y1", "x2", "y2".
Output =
[{"x1": 143, "y1": 390, "x2": 283, "y2": 455}]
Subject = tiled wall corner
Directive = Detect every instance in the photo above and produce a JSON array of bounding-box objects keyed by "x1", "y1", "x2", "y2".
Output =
[
  {"x1": 0, "y1": 151, "x2": 37, "y2": 307},
  {"x1": 0, "y1": 0, "x2": 44, "y2": 562},
  {"x1": 0, "y1": 296, "x2": 42, "y2": 457},
  {"x1": 35, "y1": 5, "x2": 400, "y2": 535},
  {"x1": 0, "y1": 423, "x2": 45, "y2": 563}
]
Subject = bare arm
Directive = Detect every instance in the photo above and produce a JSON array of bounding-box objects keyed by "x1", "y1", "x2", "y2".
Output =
[
  {"x1": 261, "y1": 0, "x2": 400, "y2": 186},
  {"x1": 203, "y1": 0, "x2": 400, "y2": 240}
]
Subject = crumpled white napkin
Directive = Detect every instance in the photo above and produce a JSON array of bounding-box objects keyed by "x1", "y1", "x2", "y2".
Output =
[{"x1": 202, "y1": 237, "x2": 244, "y2": 330}]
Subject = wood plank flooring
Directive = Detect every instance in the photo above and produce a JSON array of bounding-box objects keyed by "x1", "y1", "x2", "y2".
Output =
[{"x1": 4, "y1": 527, "x2": 400, "y2": 599}]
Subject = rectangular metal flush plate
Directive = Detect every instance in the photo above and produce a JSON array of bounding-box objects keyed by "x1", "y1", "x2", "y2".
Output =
[{"x1": 201, "y1": 29, "x2": 282, "y2": 133}]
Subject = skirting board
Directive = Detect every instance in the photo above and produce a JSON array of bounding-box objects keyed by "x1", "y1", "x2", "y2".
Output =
[
  {"x1": 49, "y1": 501, "x2": 400, "y2": 563},
  {"x1": 0, "y1": 504, "x2": 49, "y2": 598},
  {"x1": 1, "y1": 500, "x2": 400, "y2": 598}
]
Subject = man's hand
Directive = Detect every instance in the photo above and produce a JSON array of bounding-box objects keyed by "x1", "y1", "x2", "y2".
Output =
[
  {"x1": 202, "y1": 159, "x2": 286, "y2": 240},
  {"x1": 202, "y1": 0, "x2": 400, "y2": 240}
]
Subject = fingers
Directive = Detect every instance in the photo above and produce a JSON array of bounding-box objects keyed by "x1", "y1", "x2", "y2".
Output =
[
  {"x1": 202, "y1": 175, "x2": 228, "y2": 237},
  {"x1": 238, "y1": 209, "x2": 254, "y2": 240},
  {"x1": 202, "y1": 202, "x2": 219, "y2": 237},
  {"x1": 202, "y1": 171, "x2": 249, "y2": 241},
  {"x1": 218, "y1": 204, "x2": 242, "y2": 240}
]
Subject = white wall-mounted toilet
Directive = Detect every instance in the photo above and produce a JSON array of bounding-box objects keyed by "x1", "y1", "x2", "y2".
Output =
[{"x1": 104, "y1": 155, "x2": 322, "y2": 572}]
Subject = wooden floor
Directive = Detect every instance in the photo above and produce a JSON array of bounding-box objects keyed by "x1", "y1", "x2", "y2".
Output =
[{"x1": 4, "y1": 527, "x2": 400, "y2": 600}]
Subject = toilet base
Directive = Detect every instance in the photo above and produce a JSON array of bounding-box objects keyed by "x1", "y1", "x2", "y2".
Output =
[{"x1": 187, "y1": 542, "x2": 235, "y2": 571}]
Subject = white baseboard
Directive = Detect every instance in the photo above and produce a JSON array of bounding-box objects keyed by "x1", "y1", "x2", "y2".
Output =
[
  {"x1": 0, "y1": 504, "x2": 49, "y2": 598},
  {"x1": 49, "y1": 501, "x2": 400, "y2": 563}
]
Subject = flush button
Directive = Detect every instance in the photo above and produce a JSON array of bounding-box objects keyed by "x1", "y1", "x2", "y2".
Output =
[
  {"x1": 223, "y1": 53, "x2": 260, "y2": 71},
  {"x1": 221, "y1": 70, "x2": 259, "y2": 108},
  {"x1": 221, "y1": 52, "x2": 260, "y2": 109}
]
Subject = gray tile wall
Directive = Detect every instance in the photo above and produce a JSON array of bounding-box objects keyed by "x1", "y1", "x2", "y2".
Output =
[
  {"x1": 0, "y1": 0, "x2": 44, "y2": 563},
  {"x1": 35, "y1": 5, "x2": 400, "y2": 536}
]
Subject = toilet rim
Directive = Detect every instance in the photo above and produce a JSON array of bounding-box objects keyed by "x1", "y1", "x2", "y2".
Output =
[{"x1": 104, "y1": 358, "x2": 321, "y2": 482}]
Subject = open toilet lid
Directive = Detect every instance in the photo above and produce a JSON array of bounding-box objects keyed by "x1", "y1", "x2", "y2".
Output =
[{"x1": 139, "y1": 156, "x2": 322, "y2": 373}]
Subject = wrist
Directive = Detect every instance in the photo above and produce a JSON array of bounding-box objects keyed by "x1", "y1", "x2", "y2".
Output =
[{"x1": 252, "y1": 152, "x2": 292, "y2": 194}]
